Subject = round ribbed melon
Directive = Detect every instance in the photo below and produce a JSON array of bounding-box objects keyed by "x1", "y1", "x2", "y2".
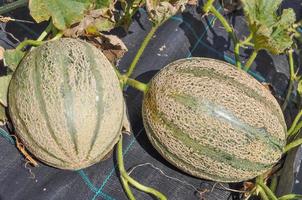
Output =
[
  {"x1": 142, "y1": 57, "x2": 287, "y2": 182},
  {"x1": 8, "y1": 38, "x2": 127, "y2": 170}
]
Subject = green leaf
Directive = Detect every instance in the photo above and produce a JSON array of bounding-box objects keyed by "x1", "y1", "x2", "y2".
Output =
[
  {"x1": 3, "y1": 49, "x2": 25, "y2": 71},
  {"x1": 0, "y1": 74, "x2": 12, "y2": 107},
  {"x1": 146, "y1": 0, "x2": 188, "y2": 25},
  {"x1": 29, "y1": 0, "x2": 91, "y2": 30},
  {"x1": 0, "y1": 104, "x2": 7, "y2": 125},
  {"x1": 298, "y1": 79, "x2": 302, "y2": 97},
  {"x1": 94, "y1": 0, "x2": 111, "y2": 8},
  {"x1": 119, "y1": 0, "x2": 143, "y2": 30},
  {"x1": 241, "y1": 0, "x2": 296, "y2": 54}
]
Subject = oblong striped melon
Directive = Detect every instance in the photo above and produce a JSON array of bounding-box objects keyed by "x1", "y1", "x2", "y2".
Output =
[
  {"x1": 142, "y1": 57, "x2": 286, "y2": 182},
  {"x1": 8, "y1": 38, "x2": 128, "y2": 170}
]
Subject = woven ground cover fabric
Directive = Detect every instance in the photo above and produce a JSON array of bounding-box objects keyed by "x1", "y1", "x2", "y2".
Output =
[{"x1": 0, "y1": 1, "x2": 302, "y2": 200}]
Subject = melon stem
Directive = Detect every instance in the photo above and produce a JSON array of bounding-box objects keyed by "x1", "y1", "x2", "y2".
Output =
[
  {"x1": 269, "y1": 175, "x2": 277, "y2": 193},
  {"x1": 203, "y1": 0, "x2": 215, "y2": 13},
  {"x1": 37, "y1": 22, "x2": 53, "y2": 42},
  {"x1": 0, "y1": 0, "x2": 28, "y2": 15},
  {"x1": 287, "y1": 106, "x2": 302, "y2": 136},
  {"x1": 235, "y1": 33, "x2": 254, "y2": 69},
  {"x1": 125, "y1": 78, "x2": 148, "y2": 93},
  {"x1": 117, "y1": 135, "x2": 167, "y2": 200},
  {"x1": 50, "y1": 31, "x2": 63, "y2": 41},
  {"x1": 257, "y1": 186, "x2": 269, "y2": 200},
  {"x1": 284, "y1": 138, "x2": 302, "y2": 153},
  {"x1": 244, "y1": 50, "x2": 258, "y2": 71},
  {"x1": 282, "y1": 49, "x2": 295, "y2": 111},
  {"x1": 256, "y1": 176, "x2": 278, "y2": 200},
  {"x1": 204, "y1": 2, "x2": 241, "y2": 69},
  {"x1": 15, "y1": 40, "x2": 43, "y2": 51},
  {"x1": 125, "y1": 24, "x2": 159, "y2": 79},
  {"x1": 278, "y1": 194, "x2": 302, "y2": 200}
]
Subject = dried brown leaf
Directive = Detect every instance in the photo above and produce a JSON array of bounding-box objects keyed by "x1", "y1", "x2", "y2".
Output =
[
  {"x1": 146, "y1": 0, "x2": 188, "y2": 24},
  {"x1": 64, "y1": 8, "x2": 116, "y2": 37},
  {"x1": 187, "y1": 0, "x2": 197, "y2": 5},
  {"x1": 261, "y1": 83, "x2": 274, "y2": 94},
  {"x1": 243, "y1": 181, "x2": 255, "y2": 191},
  {"x1": 0, "y1": 46, "x2": 4, "y2": 60},
  {"x1": 85, "y1": 33, "x2": 127, "y2": 64}
]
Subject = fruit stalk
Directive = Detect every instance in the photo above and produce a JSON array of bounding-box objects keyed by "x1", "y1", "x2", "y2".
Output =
[
  {"x1": 125, "y1": 24, "x2": 159, "y2": 78},
  {"x1": 37, "y1": 23, "x2": 53, "y2": 42},
  {"x1": 284, "y1": 138, "x2": 302, "y2": 153},
  {"x1": 256, "y1": 176, "x2": 278, "y2": 200},
  {"x1": 204, "y1": 2, "x2": 241, "y2": 68},
  {"x1": 15, "y1": 40, "x2": 43, "y2": 51},
  {"x1": 287, "y1": 107, "x2": 302, "y2": 136},
  {"x1": 0, "y1": 0, "x2": 28, "y2": 15},
  {"x1": 126, "y1": 78, "x2": 148, "y2": 93},
  {"x1": 117, "y1": 135, "x2": 167, "y2": 200},
  {"x1": 244, "y1": 50, "x2": 258, "y2": 71},
  {"x1": 282, "y1": 50, "x2": 295, "y2": 111}
]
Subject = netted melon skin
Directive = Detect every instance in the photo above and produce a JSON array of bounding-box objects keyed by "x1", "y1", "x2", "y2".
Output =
[
  {"x1": 142, "y1": 57, "x2": 286, "y2": 182},
  {"x1": 9, "y1": 38, "x2": 125, "y2": 170}
]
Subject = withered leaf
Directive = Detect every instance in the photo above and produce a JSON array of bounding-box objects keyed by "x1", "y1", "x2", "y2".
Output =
[
  {"x1": 187, "y1": 0, "x2": 197, "y2": 5},
  {"x1": 146, "y1": 0, "x2": 188, "y2": 25},
  {"x1": 0, "y1": 46, "x2": 5, "y2": 61},
  {"x1": 85, "y1": 33, "x2": 128, "y2": 64},
  {"x1": 64, "y1": 3, "x2": 117, "y2": 37}
]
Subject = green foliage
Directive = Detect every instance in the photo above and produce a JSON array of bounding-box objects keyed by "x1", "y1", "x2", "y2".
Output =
[
  {"x1": 29, "y1": 0, "x2": 90, "y2": 30},
  {"x1": 29, "y1": 0, "x2": 113, "y2": 31},
  {"x1": 0, "y1": 104, "x2": 7, "y2": 125},
  {"x1": 0, "y1": 74, "x2": 12, "y2": 107},
  {"x1": 3, "y1": 49, "x2": 25, "y2": 71},
  {"x1": 241, "y1": 0, "x2": 296, "y2": 54},
  {"x1": 119, "y1": 0, "x2": 144, "y2": 30}
]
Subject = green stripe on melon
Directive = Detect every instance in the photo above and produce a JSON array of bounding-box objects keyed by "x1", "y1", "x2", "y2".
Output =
[
  {"x1": 9, "y1": 38, "x2": 127, "y2": 170},
  {"x1": 142, "y1": 57, "x2": 286, "y2": 182}
]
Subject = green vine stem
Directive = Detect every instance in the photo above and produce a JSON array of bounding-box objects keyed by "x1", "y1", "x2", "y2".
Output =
[
  {"x1": 208, "y1": 6, "x2": 236, "y2": 43},
  {"x1": 125, "y1": 24, "x2": 159, "y2": 78},
  {"x1": 126, "y1": 78, "x2": 148, "y2": 93},
  {"x1": 234, "y1": 33, "x2": 253, "y2": 69},
  {"x1": 239, "y1": 33, "x2": 253, "y2": 47},
  {"x1": 121, "y1": 177, "x2": 136, "y2": 200},
  {"x1": 203, "y1": 2, "x2": 240, "y2": 68},
  {"x1": 117, "y1": 135, "x2": 167, "y2": 200},
  {"x1": 283, "y1": 138, "x2": 302, "y2": 153},
  {"x1": 282, "y1": 50, "x2": 295, "y2": 111},
  {"x1": 269, "y1": 175, "x2": 278, "y2": 193},
  {"x1": 0, "y1": 0, "x2": 28, "y2": 15},
  {"x1": 37, "y1": 22, "x2": 53, "y2": 42},
  {"x1": 15, "y1": 30, "x2": 62, "y2": 52},
  {"x1": 289, "y1": 121, "x2": 302, "y2": 138},
  {"x1": 234, "y1": 43, "x2": 241, "y2": 69},
  {"x1": 50, "y1": 31, "x2": 63, "y2": 41},
  {"x1": 15, "y1": 40, "x2": 43, "y2": 51},
  {"x1": 287, "y1": 109, "x2": 302, "y2": 136},
  {"x1": 278, "y1": 194, "x2": 302, "y2": 200},
  {"x1": 256, "y1": 176, "x2": 278, "y2": 200},
  {"x1": 257, "y1": 186, "x2": 269, "y2": 200},
  {"x1": 244, "y1": 50, "x2": 258, "y2": 71},
  {"x1": 203, "y1": 0, "x2": 215, "y2": 13}
]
